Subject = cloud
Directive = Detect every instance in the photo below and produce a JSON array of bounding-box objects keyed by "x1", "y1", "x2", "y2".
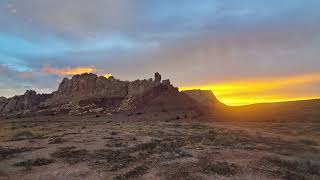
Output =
[
  {"x1": 41, "y1": 66, "x2": 114, "y2": 79},
  {"x1": 42, "y1": 66, "x2": 97, "y2": 76},
  {"x1": 0, "y1": 64, "x2": 58, "y2": 97},
  {"x1": 0, "y1": 0, "x2": 134, "y2": 37},
  {"x1": 0, "y1": 0, "x2": 320, "y2": 103}
]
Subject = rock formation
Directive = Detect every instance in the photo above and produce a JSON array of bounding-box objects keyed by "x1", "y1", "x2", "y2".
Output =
[
  {"x1": 0, "y1": 97, "x2": 7, "y2": 113},
  {"x1": 0, "y1": 96, "x2": 6, "y2": 106},
  {"x1": 0, "y1": 73, "x2": 221, "y2": 117},
  {"x1": 182, "y1": 90, "x2": 223, "y2": 108},
  {"x1": 154, "y1": 72, "x2": 161, "y2": 84},
  {"x1": 46, "y1": 73, "x2": 129, "y2": 105},
  {"x1": 0, "y1": 90, "x2": 51, "y2": 116},
  {"x1": 0, "y1": 96, "x2": 6, "y2": 102},
  {"x1": 131, "y1": 84, "x2": 203, "y2": 113}
]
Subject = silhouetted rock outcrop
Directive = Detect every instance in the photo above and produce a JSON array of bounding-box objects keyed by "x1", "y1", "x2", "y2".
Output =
[
  {"x1": 162, "y1": 79, "x2": 171, "y2": 86},
  {"x1": 182, "y1": 90, "x2": 223, "y2": 108},
  {"x1": 131, "y1": 83, "x2": 202, "y2": 113},
  {"x1": 0, "y1": 73, "x2": 221, "y2": 117},
  {"x1": 154, "y1": 72, "x2": 161, "y2": 84}
]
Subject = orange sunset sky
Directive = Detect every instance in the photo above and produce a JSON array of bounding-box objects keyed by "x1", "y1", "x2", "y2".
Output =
[{"x1": 0, "y1": 0, "x2": 319, "y2": 105}]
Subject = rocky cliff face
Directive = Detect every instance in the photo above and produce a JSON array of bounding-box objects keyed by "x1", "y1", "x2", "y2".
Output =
[
  {"x1": 0, "y1": 96, "x2": 6, "y2": 105},
  {"x1": 0, "y1": 90, "x2": 51, "y2": 115},
  {"x1": 0, "y1": 97, "x2": 7, "y2": 113},
  {"x1": 0, "y1": 73, "x2": 220, "y2": 117},
  {"x1": 0, "y1": 96, "x2": 6, "y2": 101},
  {"x1": 131, "y1": 84, "x2": 202, "y2": 113},
  {"x1": 46, "y1": 73, "x2": 164, "y2": 108},
  {"x1": 182, "y1": 90, "x2": 223, "y2": 108},
  {"x1": 47, "y1": 73, "x2": 129, "y2": 105}
]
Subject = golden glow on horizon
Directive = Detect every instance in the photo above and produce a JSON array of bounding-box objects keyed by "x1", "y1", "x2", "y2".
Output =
[
  {"x1": 42, "y1": 66, "x2": 96, "y2": 75},
  {"x1": 180, "y1": 73, "x2": 320, "y2": 106},
  {"x1": 103, "y1": 73, "x2": 113, "y2": 78}
]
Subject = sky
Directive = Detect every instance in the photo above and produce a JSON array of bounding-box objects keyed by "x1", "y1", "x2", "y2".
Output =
[{"x1": 0, "y1": 0, "x2": 320, "y2": 105}]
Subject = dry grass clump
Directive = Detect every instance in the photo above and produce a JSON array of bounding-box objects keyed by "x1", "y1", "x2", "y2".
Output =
[
  {"x1": 12, "y1": 131, "x2": 36, "y2": 140},
  {"x1": 201, "y1": 160, "x2": 238, "y2": 176},
  {"x1": 13, "y1": 158, "x2": 55, "y2": 170},
  {"x1": 262, "y1": 155, "x2": 320, "y2": 179},
  {"x1": 160, "y1": 163, "x2": 201, "y2": 180},
  {"x1": 113, "y1": 164, "x2": 149, "y2": 180},
  {"x1": 10, "y1": 130, "x2": 44, "y2": 141},
  {"x1": 0, "y1": 147, "x2": 34, "y2": 159},
  {"x1": 299, "y1": 138, "x2": 318, "y2": 146},
  {"x1": 51, "y1": 147, "x2": 90, "y2": 165}
]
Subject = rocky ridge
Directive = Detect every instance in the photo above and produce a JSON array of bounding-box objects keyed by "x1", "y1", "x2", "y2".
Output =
[
  {"x1": 183, "y1": 90, "x2": 224, "y2": 108},
  {"x1": 0, "y1": 91, "x2": 51, "y2": 116},
  {"x1": 0, "y1": 73, "x2": 220, "y2": 117}
]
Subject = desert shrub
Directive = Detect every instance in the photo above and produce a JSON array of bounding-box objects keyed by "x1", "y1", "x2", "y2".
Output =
[
  {"x1": 0, "y1": 147, "x2": 33, "y2": 159},
  {"x1": 48, "y1": 137, "x2": 66, "y2": 144},
  {"x1": 188, "y1": 123, "x2": 207, "y2": 130},
  {"x1": 299, "y1": 139, "x2": 318, "y2": 146},
  {"x1": 263, "y1": 155, "x2": 320, "y2": 178},
  {"x1": 110, "y1": 131, "x2": 118, "y2": 135},
  {"x1": 162, "y1": 163, "x2": 201, "y2": 180},
  {"x1": 51, "y1": 148, "x2": 90, "y2": 165},
  {"x1": 198, "y1": 155, "x2": 238, "y2": 176},
  {"x1": 283, "y1": 170, "x2": 307, "y2": 180},
  {"x1": 11, "y1": 131, "x2": 38, "y2": 141},
  {"x1": 113, "y1": 164, "x2": 149, "y2": 180},
  {"x1": 13, "y1": 158, "x2": 55, "y2": 170},
  {"x1": 202, "y1": 161, "x2": 238, "y2": 176}
]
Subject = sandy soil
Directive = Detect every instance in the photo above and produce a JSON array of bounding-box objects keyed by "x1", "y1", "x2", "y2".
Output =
[{"x1": 0, "y1": 113, "x2": 319, "y2": 180}]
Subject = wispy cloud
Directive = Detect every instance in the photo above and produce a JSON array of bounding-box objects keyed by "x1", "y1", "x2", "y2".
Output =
[
  {"x1": 41, "y1": 66, "x2": 97, "y2": 76},
  {"x1": 41, "y1": 66, "x2": 114, "y2": 79}
]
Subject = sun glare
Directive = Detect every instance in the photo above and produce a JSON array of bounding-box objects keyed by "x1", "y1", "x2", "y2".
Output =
[
  {"x1": 103, "y1": 73, "x2": 113, "y2": 78},
  {"x1": 180, "y1": 73, "x2": 320, "y2": 106}
]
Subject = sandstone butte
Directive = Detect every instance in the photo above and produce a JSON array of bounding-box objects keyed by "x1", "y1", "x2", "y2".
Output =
[{"x1": 0, "y1": 73, "x2": 223, "y2": 118}]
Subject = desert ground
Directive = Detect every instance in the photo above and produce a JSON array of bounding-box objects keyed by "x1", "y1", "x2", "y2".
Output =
[{"x1": 0, "y1": 113, "x2": 319, "y2": 180}]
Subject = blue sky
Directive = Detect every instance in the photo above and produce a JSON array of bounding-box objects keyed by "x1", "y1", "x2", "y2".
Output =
[{"x1": 0, "y1": 0, "x2": 320, "y2": 102}]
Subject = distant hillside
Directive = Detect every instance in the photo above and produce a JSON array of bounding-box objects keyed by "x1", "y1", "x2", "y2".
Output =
[{"x1": 220, "y1": 99, "x2": 320, "y2": 123}]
